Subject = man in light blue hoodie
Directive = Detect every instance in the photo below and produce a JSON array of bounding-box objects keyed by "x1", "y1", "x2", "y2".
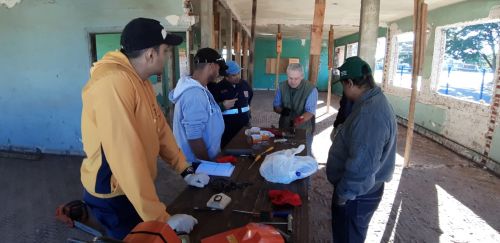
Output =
[
  {"x1": 169, "y1": 48, "x2": 227, "y2": 163},
  {"x1": 326, "y1": 56, "x2": 397, "y2": 243}
]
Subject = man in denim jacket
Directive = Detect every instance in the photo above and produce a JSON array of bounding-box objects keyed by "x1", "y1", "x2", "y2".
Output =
[{"x1": 326, "y1": 56, "x2": 397, "y2": 243}]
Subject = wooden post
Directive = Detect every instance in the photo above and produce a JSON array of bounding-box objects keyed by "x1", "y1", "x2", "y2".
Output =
[
  {"x1": 308, "y1": 0, "x2": 326, "y2": 85},
  {"x1": 225, "y1": 9, "x2": 233, "y2": 60},
  {"x1": 327, "y1": 25, "x2": 334, "y2": 113},
  {"x1": 248, "y1": 0, "x2": 257, "y2": 86},
  {"x1": 187, "y1": 29, "x2": 194, "y2": 74},
  {"x1": 275, "y1": 24, "x2": 282, "y2": 90},
  {"x1": 164, "y1": 46, "x2": 176, "y2": 123},
  {"x1": 404, "y1": 0, "x2": 427, "y2": 167},
  {"x1": 200, "y1": 0, "x2": 214, "y2": 48},
  {"x1": 242, "y1": 32, "x2": 249, "y2": 80},
  {"x1": 217, "y1": 3, "x2": 224, "y2": 54},
  {"x1": 234, "y1": 20, "x2": 242, "y2": 65},
  {"x1": 213, "y1": 0, "x2": 221, "y2": 51}
]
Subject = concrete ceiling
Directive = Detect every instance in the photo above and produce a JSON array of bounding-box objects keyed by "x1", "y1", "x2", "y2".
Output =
[{"x1": 223, "y1": 0, "x2": 467, "y2": 39}]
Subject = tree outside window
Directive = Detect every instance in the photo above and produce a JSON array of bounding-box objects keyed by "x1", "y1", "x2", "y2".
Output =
[{"x1": 437, "y1": 21, "x2": 499, "y2": 104}]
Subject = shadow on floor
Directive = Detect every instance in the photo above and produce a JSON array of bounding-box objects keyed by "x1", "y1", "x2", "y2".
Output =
[{"x1": 1, "y1": 91, "x2": 499, "y2": 242}]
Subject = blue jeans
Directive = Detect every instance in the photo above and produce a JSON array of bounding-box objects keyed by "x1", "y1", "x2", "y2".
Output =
[
  {"x1": 83, "y1": 190, "x2": 142, "y2": 240},
  {"x1": 331, "y1": 184, "x2": 384, "y2": 243}
]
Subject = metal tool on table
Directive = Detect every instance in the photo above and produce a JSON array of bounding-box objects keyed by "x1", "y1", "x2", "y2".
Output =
[
  {"x1": 193, "y1": 206, "x2": 223, "y2": 212},
  {"x1": 260, "y1": 214, "x2": 293, "y2": 233},
  {"x1": 232, "y1": 209, "x2": 290, "y2": 220},
  {"x1": 248, "y1": 146, "x2": 274, "y2": 169}
]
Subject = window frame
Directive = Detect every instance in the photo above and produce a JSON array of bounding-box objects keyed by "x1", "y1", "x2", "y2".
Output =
[
  {"x1": 388, "y1": 31, "x2": 417, "y2": 90},
  {"x1": 430, "y1": 18, "x2": 500, "y2": 105}
]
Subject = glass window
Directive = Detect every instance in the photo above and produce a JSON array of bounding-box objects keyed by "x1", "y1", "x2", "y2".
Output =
[
  {"x1": 436, "y1": 21, "x2": 499, "y2": 104},
  {"x1": 346, "y1": 42, "x2": 358, "y2": 58},
  {"x1": 334, "y1": 45, "x2": 345, "y2": 68},
  {"x1": 374, "y1": 37, "x2": 386, "y2": 83},
  {"x1": 392, "y1": 32, "x2": 415, "y2": 89}
]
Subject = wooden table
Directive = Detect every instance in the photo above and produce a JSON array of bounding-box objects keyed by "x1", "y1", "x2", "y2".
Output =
[{"x1": 168, "y1": 128, "x2": 309, "y2": 242}]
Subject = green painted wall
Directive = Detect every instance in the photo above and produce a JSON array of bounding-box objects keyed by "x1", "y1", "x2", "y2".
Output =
[
  {"x1": 389, "y1": 0, "x2": 500, "y2": 79},
  {"x1": 0, "y1": 0, "x2": 184, "y2": 154},
  {"x1": 95, "y1": 34, "x2": 121, "y2": 61},
  {"x1": 252, "y1": 29, "x2": 389, "y2": 94},
  {"x1": 253, "y1": 37, "x2": 333, "y2": 92},
  {"x1": 386, "y1": 94, "x2": 446, "y2": 134},
  {"x1": 94, "y1": 32, "x2": 187, "y2": 109},
  {"x1": 387, "y1": 0, "x2": 500, "y2": 152},
  {"x1": 330, "y1": 27, "x2": 388, "y2": 96},
  {"x1": 334, "y1": 27, "x2": 387, "y2": 48},
  {"x1": 332, "y1": 1, "x2": 500, "y2": 159},
  {"x1": 491, "y1": 126, "x2": 500, "y2": 162}
]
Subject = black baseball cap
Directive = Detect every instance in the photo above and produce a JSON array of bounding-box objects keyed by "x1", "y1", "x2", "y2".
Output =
[
  {"x1": 120, "y1": 17, "x2": 183, "y2": 52},
  {"x1": 194, "y1": 48, "x2": 228, "y2": 76}
]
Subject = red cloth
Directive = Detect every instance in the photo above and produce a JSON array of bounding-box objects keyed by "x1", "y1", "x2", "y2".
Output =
[
  {"x1": 268, "y1": 190, "x2": 302, "y2": 206},
  {"x1": 216, "y1": 155, "x2": 238, "y2": 164}
]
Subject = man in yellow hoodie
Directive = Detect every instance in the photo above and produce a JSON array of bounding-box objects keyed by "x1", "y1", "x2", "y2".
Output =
[{"x1": 80, "y1": 18, "x2": 210, "y2": 239}]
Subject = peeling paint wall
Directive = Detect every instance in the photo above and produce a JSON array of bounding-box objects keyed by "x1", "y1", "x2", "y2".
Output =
[
  {"x1": 383, "y1": 0, "x2": 500, "y2": 161},
  {"x1": 0, "y1": 0, "x2": 184, "y2": 155},
  {"x1": 0, "y1": 0, "x2": 21, "y2": 8},
  {"x1": 332, "y1": 0, "x2": 500, "y2": 172},
  {"x1": 334, "y1": 27, "x2": 387, "y2": 48}
]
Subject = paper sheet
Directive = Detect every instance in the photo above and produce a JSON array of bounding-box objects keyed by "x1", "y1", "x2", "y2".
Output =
[{"x1": 196, "y1": 160, "x2": 235, "y2": 177}]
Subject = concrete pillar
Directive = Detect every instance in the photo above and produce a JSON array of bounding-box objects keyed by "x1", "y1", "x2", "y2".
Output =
[
  {"x1": 200, "y1": 0, "x2": 214, "y2": 48},
  {"x1": 358, "y1": 0, "x2": 380, "y2": 69},
  {"x1": 242, "y1": 32, "x2": 249, "y2": 80},
  {"x1": 216, "y1": 3, "x2": 224, "y2": 54},
  {"x1": 248, "y1": 0, "x2": 257, "y2": 86},
  {"x1": 234, "y1": 20, "x2": 241, "y2": 64}
]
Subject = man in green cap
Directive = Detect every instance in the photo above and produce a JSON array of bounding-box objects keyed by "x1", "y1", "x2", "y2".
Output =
[{"x1": 326, "y1": 56, "x2": 397, "y2": 243}]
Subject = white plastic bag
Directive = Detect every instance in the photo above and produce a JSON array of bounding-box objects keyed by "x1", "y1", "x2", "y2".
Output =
[{"x1": 259, "y1": 145, "x2": 318, "y2": 184}]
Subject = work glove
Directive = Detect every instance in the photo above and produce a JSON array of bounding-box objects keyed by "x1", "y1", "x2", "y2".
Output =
[
  {"x1": 293, "y1": 116, "x2": 305, "y2": 127},
  {"x1": 281, "y1": 107, "x2": 291, "y2": 116},
  {"x1": 184, "y1": 173, "x2": 210, "y2": 188},
  {"x1": 167, "y1": 214, "x2": 198, "y2": 233}
]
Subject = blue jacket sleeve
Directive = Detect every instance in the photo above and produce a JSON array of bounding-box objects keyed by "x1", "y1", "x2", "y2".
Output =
[
  {"x1": 304, "y1": 88, "x2": 318, "y2": 114},
  {"x1": 180, "y1": 88, "x2": 209, "y2": 140},
  {"x1": 273, "y1": 87, "x2": 282, "y2": 108},
  {"x1": 335, "y1": 114, "x2": 389, "y2": 201}
]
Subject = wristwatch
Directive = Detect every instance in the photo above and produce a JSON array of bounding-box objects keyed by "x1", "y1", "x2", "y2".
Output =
[{"x1": 180, "y1": 166, "x2": 195, "y2": 178}]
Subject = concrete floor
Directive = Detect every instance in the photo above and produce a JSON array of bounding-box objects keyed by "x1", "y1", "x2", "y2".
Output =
[{"x1": 1, "y1": 90, "x2": 499, "y2": 242}]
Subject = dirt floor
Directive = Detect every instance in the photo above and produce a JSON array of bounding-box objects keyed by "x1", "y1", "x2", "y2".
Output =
[
  {"x1": 249, "y1": 91, "x2": 500, "y2": 243},
  {"x1": 0, "y1": 90, "x2": 499, "y2": 242}
]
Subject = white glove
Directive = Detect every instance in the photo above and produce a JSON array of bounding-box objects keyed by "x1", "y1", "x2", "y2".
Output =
[
  {"x1": 184, "y1": 173, "x2": 210, "y2": 188},
  {"x1": 167, "y1": 214, "x2": 198, "y2": 233}
]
